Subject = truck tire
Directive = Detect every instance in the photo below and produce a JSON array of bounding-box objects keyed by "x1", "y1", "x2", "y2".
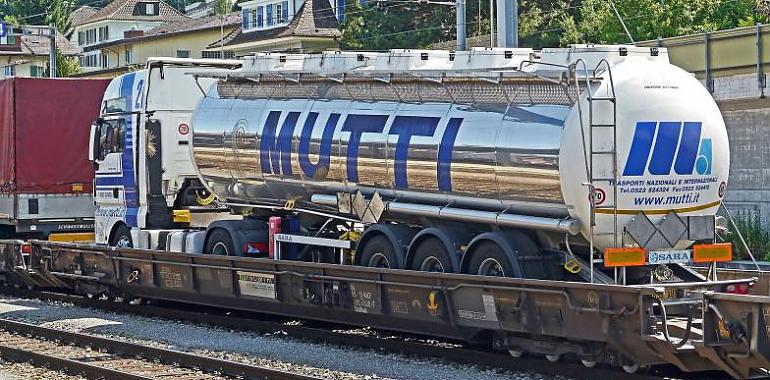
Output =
[
  {"x1": 409, "y1": 238, "x2": 453, "y2": 273},
  {"x1": 358, "y1": 235, "x2": 400, "y2": 269},
  {"x1": 466, "y1": 241, "x2": 520, "y2": 278},
  {"x1": 110, "y1": 224, "x2": 133, "y2": 248},
  {"x1": 205, "y1": 228, "x2": 236, "y2": 256}
]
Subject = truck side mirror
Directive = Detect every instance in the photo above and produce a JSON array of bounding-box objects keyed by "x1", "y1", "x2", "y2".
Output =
[{"x1": 88, "y1": 121, "x2": 100, "y2": 162}]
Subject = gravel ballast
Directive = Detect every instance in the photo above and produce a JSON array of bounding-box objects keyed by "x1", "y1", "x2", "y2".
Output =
[{"x1": 0, "y1": 295, "x2": 571, "y2": 380}]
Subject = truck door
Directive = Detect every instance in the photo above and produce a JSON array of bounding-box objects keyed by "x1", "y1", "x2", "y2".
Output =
[{"x1": 93, "y1": 114, "x2": 139, "y2": 227}]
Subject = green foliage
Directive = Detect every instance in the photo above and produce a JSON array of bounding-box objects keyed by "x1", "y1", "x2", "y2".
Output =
[
  {"x1": 45, "y1": 48, "x2": 82, "y2": 77},
  {"x1": 1, "y1": 0, "x2": 76, "y2": 35},
  {"x1": 340, "y1": 0, "x2": 770, "y2": 50},
  {"x1": 213, "y1": 0, "x2": 233, "y2": 16},
  {"x1": 720, "y1": 212, "x2": 770, "y2": 261}
]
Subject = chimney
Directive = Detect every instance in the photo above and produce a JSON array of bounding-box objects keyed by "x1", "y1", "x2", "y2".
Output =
[{"x1": 124, "y1": 30, "x2": 144, "y2": 39}]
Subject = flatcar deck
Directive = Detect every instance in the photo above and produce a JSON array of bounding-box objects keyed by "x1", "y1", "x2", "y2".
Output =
[{"x1": 0, "y1": 240, "x2": 768, "y2": 379}]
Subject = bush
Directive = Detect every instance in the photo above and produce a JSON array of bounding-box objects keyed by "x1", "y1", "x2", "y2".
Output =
[{"x1": 720, "y1": 211, "x2": 770, "y2": 261}]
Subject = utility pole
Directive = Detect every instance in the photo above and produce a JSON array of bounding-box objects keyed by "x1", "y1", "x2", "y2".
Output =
[
  {"x1": 456, "y1": 0, "x2": 466, "y2": 50},
  {"x1": 48, "y1": 24, "x2": 57, "y2": 78},
  {"x1": 496, "y1": 0, "x2": 517, "y2": 48}
]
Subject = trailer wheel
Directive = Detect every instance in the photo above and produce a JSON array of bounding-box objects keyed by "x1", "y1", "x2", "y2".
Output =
[
  {"x1": 205, "y1": 228, "x2": 236, "y2": 256},
  {"x1": 110, "y1": 224, "x2": 133, "y2": 248},
  {"x1": 358, "y1": 235, "x2": 399, "y2": 269},
  {"x1": 409, "y1": 238, "x2": 452, "y2": 273},
  {"x1": 466, "y1": 241, "x2": 520, "y2": 277}
]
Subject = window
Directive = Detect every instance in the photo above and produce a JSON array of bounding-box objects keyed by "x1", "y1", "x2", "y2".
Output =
[
  {"x1": 176, "y1": 50, "x2": 191, "y2": 58},
  {"x1": 257, "y1": 6, "x2": 264, "y2": 27},
  {"x1": 275, "y1": 2, "x2": 283, "y2": 23},
  {"x1": 0, "y1": 35, "x2": 15, "y2": 45},
  {"x1": 266, "y1": 4, "x2": 273, "y2": 26},
  {"x1": 251, "y1": 8, "x2": 258, "y2": 28},
  {"x1": 280, "y1": 1, "x2": 288, "y2": 22},
  {"x1": 100, "y1": 53, "x2": 109, "y2": 68},
  {"x1": 30, "y1": 66, "x2": 45, "y2": 77},
  {"x1": 125, "y1": 48, "x2": 133, "y2": 64},
  {"x1": 84, "y1": 28, "x2": 97, "y2": 45},
  {"x1": 98, "y1": 26, "x2": 109, "y2": 41},
  {"x1": 146, "y1": 3, "x2": 157, "y2": 15},
  {"x1": 337, "y1": 0, "x2": 345, "y2": 22},
  {"x1": 2, "y1": 66, "x2": 14, "y2": 77},
  {"x1": 242, "y1": 8, "x2": 250, "y2": 29},
  {"x1": 78, "y1": 31, "x2": 84, "y2": 45},
  {"x1": 81, "y1": 54, "x2": 99, "y2": 67},
  {"x1": 98, "y1": 118, "x2": 126, "y2": 160}
]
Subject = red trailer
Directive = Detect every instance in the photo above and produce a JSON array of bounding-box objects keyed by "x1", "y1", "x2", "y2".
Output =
[{"x1": 0, "y1": 78, "x2": 109, "y2": 239}]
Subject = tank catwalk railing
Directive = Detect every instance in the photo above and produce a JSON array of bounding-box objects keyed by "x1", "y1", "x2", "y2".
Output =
[{"x1": 213, "y1": 73, "x2": 583, "y2": 106}]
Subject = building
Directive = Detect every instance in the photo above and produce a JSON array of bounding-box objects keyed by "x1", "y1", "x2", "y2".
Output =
[
  {"x1": 73, "y1": 12, "x2": 241, "y2": 78},
  {"x1": 72, "y1": 0, "x2": 188, "y2": 73},
  {"x1": 184, "y1": 0, "x2": 218, "y2": 18},
  {"x1": 212, "y1": 0, "x2": 340, "y2": 55},
  {"x1": 637, "y1": 25, "x2": 770, "y2": 225},
  {"x1": 0, "y1": 27, "x2": 80, "y2": 78}
]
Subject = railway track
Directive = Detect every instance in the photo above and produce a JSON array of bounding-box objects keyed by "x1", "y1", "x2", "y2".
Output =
[
  {"x1": 0, "y1": 316, "x2": 319, "y2": 380},
  {"x1": 0, "y1": 287, "x2": 690, "y2": 380}
]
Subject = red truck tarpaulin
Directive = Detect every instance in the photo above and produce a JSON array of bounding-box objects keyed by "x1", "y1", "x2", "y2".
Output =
[{"x1": 0, "y1": 78, "x2": 109, "y2": 194}]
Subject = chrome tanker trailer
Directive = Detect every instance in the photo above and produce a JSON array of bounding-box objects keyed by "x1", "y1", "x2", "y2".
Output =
[{"x1": 185, "y1": 45, "x2": 729, "y2": 284}]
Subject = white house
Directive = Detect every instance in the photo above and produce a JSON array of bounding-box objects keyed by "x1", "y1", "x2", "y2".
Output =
[{"x1": 71, "y1": 0, "x2": 188, "y2": 72}]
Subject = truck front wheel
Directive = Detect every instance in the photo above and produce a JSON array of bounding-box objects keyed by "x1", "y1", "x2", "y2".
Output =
[
  {"x1": 110, "y1": 224, "x2": 133, "y2": 248},
  {"x1": 205, "y1": 228, "x2": 236, "y2": 256}
]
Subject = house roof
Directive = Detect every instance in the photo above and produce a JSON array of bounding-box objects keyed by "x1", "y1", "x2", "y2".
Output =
[
  {"x1": 69, "y1": 6, "x2": 99, "y2": 27},
  {"x1": 0, "y1": 28, "x2": 80, "y2": 57},
  {"x1": 208, "y1": 0, "x2": 340, "y2": 50},
  {"x1": 82, "y1": 11, "x2": 241, "y2": 51},
  {"x1": 80, "y1": 0, "x2": 188, "y2": 25}
]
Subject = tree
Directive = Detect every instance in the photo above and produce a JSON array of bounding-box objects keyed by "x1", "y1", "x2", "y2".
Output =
[
  {"x1": 214, "y1": 0, "x2": 233, "y2": 53},
  {"x1": 1, "y1": 0, "x2": 75, "y2": 35},
  {"x1": 564, "y1": 0, "x2": 768, "y2": 44},
  {"x1": 44, "y1": 48, "x2": 82, "y2": 77}
]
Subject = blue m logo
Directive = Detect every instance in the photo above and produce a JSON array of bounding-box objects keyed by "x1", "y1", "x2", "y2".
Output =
[{"x1": 623, "y1": 121, "x2": 712, "y2": 177}]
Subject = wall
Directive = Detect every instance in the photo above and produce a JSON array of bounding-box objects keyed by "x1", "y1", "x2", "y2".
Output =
[
  {"x1": 0, "y1": 56, "x2": 51, "y2": 77},
  {"x1": 128, "y1": 27, "x2": 238, "y2": 62}
]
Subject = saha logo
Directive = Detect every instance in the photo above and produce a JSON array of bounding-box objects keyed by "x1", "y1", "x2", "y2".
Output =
[{"x1": 623, "y1": 121, "x2": 712, "y2": 177}]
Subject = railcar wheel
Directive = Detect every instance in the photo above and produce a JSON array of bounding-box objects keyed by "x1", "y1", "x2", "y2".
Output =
[
  {"x1": 410, "y1": 238, "x2": 453, "y2": 273},
  {"x1": 205, "y1": 228, "x2": 236, "y2": 256},
  {"x1": 466, "y1": 242, "x2": 518, "y2": 278},
  {"x1": 508, "y1": 349, "x2": 524, "y2": 358},
  {"x1": 545, "y1": 354, "x2": 560, "y2": 363},
  {"x1": 622, "y1": 363, "x2": 640, "y2": 374},
  {"x1": 358, "y1": 235, "x2": 400, "y2": 269},
  {"x1": 110, "y1": 224, "x2": 133, "y2": 248}
]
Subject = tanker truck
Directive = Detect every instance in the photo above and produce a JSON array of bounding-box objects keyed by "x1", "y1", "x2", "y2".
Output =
[{"x1": 90, "y1": 46, "x2": 732, "y2": 285}]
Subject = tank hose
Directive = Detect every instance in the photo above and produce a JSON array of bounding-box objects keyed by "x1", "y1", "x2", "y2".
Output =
[
  {"x1": 656, "y1": 297, "x2": 695, "y2": 349},
  {"x1": 196, "y1": 191, "x2": 216, "y2": 206},
  {"x1": 563, "y1": 234, "x2": 582, "y2": 274}
]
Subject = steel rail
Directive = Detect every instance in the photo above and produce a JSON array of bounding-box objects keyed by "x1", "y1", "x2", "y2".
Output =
[{"x1": 0, "y1": 317, "x2": 320, "y2": 380}]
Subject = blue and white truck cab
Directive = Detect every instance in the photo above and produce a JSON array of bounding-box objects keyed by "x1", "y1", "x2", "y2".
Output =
[{"x1": 89, "y1": 58, "x2": 241, "y2": 250}]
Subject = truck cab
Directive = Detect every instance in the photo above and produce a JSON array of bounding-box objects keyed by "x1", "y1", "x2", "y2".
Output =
[{"x1": 90, "y1": 58, "x2": 241, "y2": 248}]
